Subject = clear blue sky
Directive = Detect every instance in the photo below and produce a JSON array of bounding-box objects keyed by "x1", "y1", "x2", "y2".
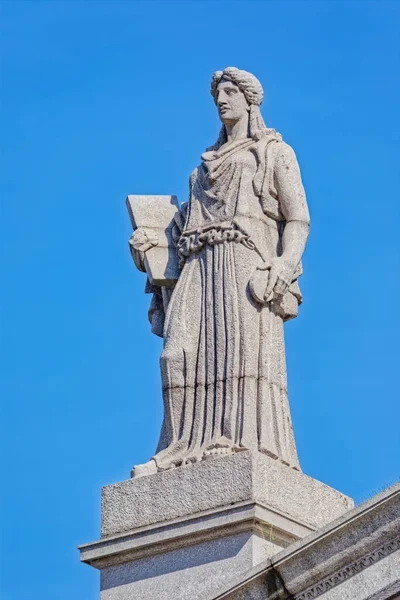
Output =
[{"x1": 1, "y1": 1, "x2": 399, "y2": 598}]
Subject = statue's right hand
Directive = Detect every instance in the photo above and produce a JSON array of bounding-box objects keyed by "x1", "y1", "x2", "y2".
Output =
[
  {"x1": 128, "y1": 228, "x2": 159, "y2": 272},
  {"x1": 129, "y1": 228, "x2": 159, "y2": 253}
]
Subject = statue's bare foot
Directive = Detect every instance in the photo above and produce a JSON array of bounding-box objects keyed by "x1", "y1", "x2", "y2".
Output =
[
  {"x1": 182, "y1": 452, "x2": 202, "y2": 465},
  {"x1": 131, "y1": 458, "x2": 157, "y2": 479},
  {"x1": 149, "y1": 441, "x2": 187, "y2": 471},
  {"x1": 203, "y1": 437, "x2": 236, "y2": 458},
  {"x1": 204, "y1": 446, "x2": 231, "y2": 457},
  {"x1": 203, "y1": 437, "x2": 250, "y2": 459}
]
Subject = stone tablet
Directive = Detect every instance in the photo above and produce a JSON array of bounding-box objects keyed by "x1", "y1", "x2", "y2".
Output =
[{"x1": 126, "y1": 194, "x2": 180, "y2": 287}]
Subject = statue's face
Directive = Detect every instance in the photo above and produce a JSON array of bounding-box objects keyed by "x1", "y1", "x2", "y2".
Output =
[{"x1": 216, "y1": 78, "x2": 249, "y2": 124}]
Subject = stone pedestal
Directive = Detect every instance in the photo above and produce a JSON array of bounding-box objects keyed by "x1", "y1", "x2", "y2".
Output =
[{"x1": 79, "y1": 452, "x2": 353, "y2": 600}]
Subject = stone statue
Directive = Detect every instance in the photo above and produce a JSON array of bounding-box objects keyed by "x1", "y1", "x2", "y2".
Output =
[{"x1": 128, "y1": 67, "x2": 310, "y2": 478}]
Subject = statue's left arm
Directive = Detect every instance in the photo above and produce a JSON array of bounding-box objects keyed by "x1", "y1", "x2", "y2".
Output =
[{"x1": 264, "y1": 142, "x2": 310, "y2": 300}]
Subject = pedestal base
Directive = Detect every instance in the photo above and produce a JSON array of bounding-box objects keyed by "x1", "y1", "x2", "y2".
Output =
[{"x1": 79, "y1": 452, "x2": 353, "y2": 600}]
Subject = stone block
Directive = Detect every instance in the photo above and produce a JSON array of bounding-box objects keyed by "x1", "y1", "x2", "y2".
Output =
[
  {"x1": 80, "y1": 452, "x2": 354, "y2": 600},
  {"x1": 98, "y1": 532, "x2": 268, "y2": 600},
  {"x1": 101, "y1": 451, "x2": 353, "y2": 538}
]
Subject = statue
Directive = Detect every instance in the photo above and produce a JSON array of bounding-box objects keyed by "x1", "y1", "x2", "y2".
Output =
[{"x1": 128, "y1": 67, "x2": 310, "y2": 478}]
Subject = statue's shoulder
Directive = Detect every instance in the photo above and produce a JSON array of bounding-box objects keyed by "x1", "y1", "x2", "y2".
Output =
[
  {"x1": 253, "y1": 136, "x2": 298, "y2": 179},
  {"x1": 261, "y1": 132, "x2": 296, "y2": 156},
  {"x1": 269, "y1": 140, "x2": 300, "y2": 174},
  {"x1": 252, "y1": 129, "x2": 287, "y2": 157},
  {"x1": 252, "y1": 132, "x2": 293, "y2": 176}
]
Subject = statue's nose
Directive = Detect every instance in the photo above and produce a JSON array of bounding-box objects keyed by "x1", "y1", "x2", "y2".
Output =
[{"x1": 217, "y1": 92, "x2": 228, "y2": 106}]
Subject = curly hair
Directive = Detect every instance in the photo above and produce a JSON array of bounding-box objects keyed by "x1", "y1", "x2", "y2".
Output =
[
  {"x1": 210, "y1": 67, "x2": 264, "y2": 106},
  {"x1": 208, "y1": 67, "x2": 271, "y2": 150}
]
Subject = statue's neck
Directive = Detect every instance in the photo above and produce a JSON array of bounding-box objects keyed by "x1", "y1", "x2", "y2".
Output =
[{"x1": 224, "y1": 114, "x2": 249, "y2": 145}]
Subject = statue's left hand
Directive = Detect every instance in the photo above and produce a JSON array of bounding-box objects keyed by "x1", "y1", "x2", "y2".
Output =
[{"x1": 249, "y1": 257, "x2": 297, "y2": 304}]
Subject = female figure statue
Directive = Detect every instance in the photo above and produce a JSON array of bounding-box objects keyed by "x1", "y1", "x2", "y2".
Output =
[{"x1": 130, "y1": 67, "x2": 310, "y2": 478}]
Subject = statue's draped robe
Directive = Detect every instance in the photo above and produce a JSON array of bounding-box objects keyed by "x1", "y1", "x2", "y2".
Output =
[{"x1": 153, "y1": 134, "x2": 309, "y2": 471}]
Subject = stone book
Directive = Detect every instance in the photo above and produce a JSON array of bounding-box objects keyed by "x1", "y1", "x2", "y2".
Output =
[{"x1": 126, "y1": 194, "x2": 180, "y2": 287}]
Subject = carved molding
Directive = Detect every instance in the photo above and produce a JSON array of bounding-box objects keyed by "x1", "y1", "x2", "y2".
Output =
[{"x1": 294, "y1": 538, "x2": 400, "y2": 600}]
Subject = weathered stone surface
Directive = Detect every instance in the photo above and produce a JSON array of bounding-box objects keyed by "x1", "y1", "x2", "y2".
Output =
[
  {"x1": 208, "y1": 482, "x2": 400, "y2": 600},
  {"x1": 127, "y1": 67, "x2": 311, "y2": 477},
  {"x1": 81, "y1": 503, "x2": 284, "y2": 568},
  {"x1": 101, "y1": 451, "x2": 352, "y2": 537},
  {"x1": 80, "y1": 451, "x2": 351, "y2": 600},
  {"x1": 126, "y1": 194, "x2": 180, "y2": 286},
  {"x1": 98, "y1": 533, "x2": 266, "y2": 600},
  {"x1": 80, "y1": 480, "x2": 398, "y2": 600},
  {"x1": 79, "y1": 67, "x2": 365, "y2": 600}
]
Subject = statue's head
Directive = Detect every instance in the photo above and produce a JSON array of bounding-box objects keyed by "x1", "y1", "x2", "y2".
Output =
[
  {"x1": 210, "y1": 67, "x2": 268, "y2": 150},
  {"x1": 213, "y1": 78, "x2": 250, "y2": 125}
]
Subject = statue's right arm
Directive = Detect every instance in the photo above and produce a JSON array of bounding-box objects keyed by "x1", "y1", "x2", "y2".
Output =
[
  {"x1": 128, "y1": 200, "x2": 188, "y2": 273},
  {"x1": 128, "y1": 228, "x2": 159, "y2": 272}
]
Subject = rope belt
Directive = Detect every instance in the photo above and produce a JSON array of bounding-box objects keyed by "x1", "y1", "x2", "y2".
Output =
[{"x1": 177, "y1": 222, "x2": 255, "y2": 265}]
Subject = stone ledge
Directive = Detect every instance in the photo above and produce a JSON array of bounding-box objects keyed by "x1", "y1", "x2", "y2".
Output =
[
  {"x1": 80, "y1": 499, "x2": 318, "y2": 569},
  {"x1": 101, "y1": 451, "x2": 353, "y2": 537},
  {"x1": 206, "y1": 482, "x2": 400, "y2": 600}
]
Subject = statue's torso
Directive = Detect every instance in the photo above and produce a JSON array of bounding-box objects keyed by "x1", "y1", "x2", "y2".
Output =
[{"x1": 180, "y1": 138, "x2": 282, "y2": 264}]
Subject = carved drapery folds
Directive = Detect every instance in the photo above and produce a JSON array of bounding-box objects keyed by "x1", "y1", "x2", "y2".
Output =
[{"x1": 128, "y1": 68, "x2": 310, "y2": 477}]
